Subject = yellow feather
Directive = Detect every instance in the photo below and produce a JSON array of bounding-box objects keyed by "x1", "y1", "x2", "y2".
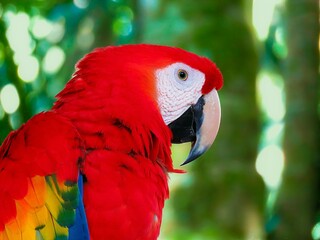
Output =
[
  {"x1": 44, "y1": 180, "x2": 63, "y2": 221},
  {"x1": 20, "y1": 226, "x2": 36, "y2": 240},
  {"x1": 37, "y1": 217, "x2": 54, "y2": 240},
  {"x1": 32, "y1": 205, "x2": 49, "y2": 229},
  {"x1": 15, "y1": 199, "x2": 48, "y2": 236},
  {"x1": 45, "y1": 176, "x2": 65, "y2": 203},
  {"x1": 38, "y1": 215, "x2": 68, "y2": 240}
]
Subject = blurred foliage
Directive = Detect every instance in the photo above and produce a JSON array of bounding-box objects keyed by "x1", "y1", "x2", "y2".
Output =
[{"x1": 0, "y1": 0, "x2": 319, "y2": 239}]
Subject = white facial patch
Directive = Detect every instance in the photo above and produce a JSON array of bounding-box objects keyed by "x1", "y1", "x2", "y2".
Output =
[{"x1": 156, "y1": 62, "x2": 205, "y2": 125}]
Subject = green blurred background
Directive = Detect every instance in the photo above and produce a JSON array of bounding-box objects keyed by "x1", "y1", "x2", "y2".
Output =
[{"x1": 0, "y1": 0, "x2": 319, "y2": 239}]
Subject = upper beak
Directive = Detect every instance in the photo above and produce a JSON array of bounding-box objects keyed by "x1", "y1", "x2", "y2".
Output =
[{"x1": 168, "y1": 89, "x2": 221, "y2": 165}]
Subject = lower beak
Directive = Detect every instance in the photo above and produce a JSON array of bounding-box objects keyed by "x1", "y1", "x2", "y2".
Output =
[{"x1": 168, "y1": 89, "x2": 221, "y2": 165}]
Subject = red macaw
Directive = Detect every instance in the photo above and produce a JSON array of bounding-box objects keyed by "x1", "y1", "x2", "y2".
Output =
[{"x1": 0, "y1": 44, "x2": 223, "y2": 240}]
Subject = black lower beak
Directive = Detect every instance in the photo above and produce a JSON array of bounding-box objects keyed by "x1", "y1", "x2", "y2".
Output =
[
  {"x1": 168, "y1": 97, "x2": 204, "y2": 144},
  {"x1": 168, "y1": 90, "x2": 221, "y2": 166},
  {"x1": 168, "y1": 96, "x2": 205, "y2": 165}
]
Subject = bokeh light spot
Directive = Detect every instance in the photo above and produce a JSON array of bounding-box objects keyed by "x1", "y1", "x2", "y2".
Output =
[
  {"x1": 31, "y1": 16, "x2": 53, "y2": 39},
  {"x1": 0, "y1": 84, "x2": 20, "y2": 114},
  {"x1": 257, "y1": 72, "x2": 285, "y2": 121},
  {"x1": 273, "y1": 27, "x2": 288, "y2": 59},
  {"x1": 113, "y1": 6, "x2": 134, "y2": 37},
  {"x1": 117, "y1": 6, "x2": 134, "y2": 20},
  {"x1": 43, "y1": 46, "x2": 65, "y2": 74},
  {"x1": 113, "y1": 18, "x2": 132, "y2": 36},
  {"x1": 252, "y1": 0, "x2": 283, "y2": 40},
  {"x1": 256, "y1": 145, "x2": 285, "y2": 188},
  {"x1": 312, "y1": 222, "x2": 320, "y2": 240},
  {"x1": 47, "y1": 20, "x2": 65, "y2": 43},
  {"x1": 17, "y1": 55, "x2": 39, "y2": 82},
  {"x1": 264, "y1": 123, "x2": 284, "y2": 144},
  {"x1": 5, "y1": 11, "x2": 34, "y2": 56},
  {"x1": 74, "y1": 0, "x2": 89, "y2": 9}
]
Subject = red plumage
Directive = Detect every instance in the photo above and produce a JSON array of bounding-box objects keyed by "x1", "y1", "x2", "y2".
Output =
[{"x1": 0, "y1": 44, "x2": 223, "y2": 239}]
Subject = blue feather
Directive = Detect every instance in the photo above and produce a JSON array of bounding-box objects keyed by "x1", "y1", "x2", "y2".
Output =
[{"x1": 69, "y1": 174, "x2": 90, "y2": 240}]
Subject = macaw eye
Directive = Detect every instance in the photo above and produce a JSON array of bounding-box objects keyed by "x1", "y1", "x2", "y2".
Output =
[{"x1": 177, "y1": 69, "x2": 188, "y2": 81}]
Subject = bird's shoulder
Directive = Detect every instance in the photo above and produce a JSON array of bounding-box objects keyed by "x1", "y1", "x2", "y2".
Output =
[{"x1": 0, "y1": 111, "x2": 86, "y2": 240}]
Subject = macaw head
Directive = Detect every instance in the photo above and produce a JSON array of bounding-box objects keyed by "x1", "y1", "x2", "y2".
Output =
[
  {"x1": 156, "y1": 61, "x2": 222, "y2": 165},
  {"x1": 58, "y1": 44, "x2": 223, "y2": 166},
  {"x1": 149, "y1": 46, "x2": 223, "y2": 165},
  {"x1": 123, "y1": 44, "x2": 223, "y2": 165}
]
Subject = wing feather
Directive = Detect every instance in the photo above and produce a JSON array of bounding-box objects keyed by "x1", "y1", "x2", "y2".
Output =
[{"x1": 0, "y1": 111, "x2": 87, "y2": 239}]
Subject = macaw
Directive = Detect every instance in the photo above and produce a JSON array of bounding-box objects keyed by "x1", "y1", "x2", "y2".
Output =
[{"x1": 0, "y1": 44, "x2": 223, "y2": 240}]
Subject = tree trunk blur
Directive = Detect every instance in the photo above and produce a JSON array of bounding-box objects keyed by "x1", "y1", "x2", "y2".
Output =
[
  {"x1": 169, "y1": 0, "x2": 266, "y2": 238},
  {"x1": 271, "y1": 0, "x2": 320, "y2": 239}
]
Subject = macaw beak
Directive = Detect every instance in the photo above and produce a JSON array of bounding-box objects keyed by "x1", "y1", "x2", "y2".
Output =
[{"x1": 168, "y1": 89, "x2": 221, "y2": 165}]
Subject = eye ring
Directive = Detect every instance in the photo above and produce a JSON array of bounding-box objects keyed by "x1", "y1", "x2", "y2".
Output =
[{"x1": 177, "y1": 69, "x2": 188, "y2": 81}]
